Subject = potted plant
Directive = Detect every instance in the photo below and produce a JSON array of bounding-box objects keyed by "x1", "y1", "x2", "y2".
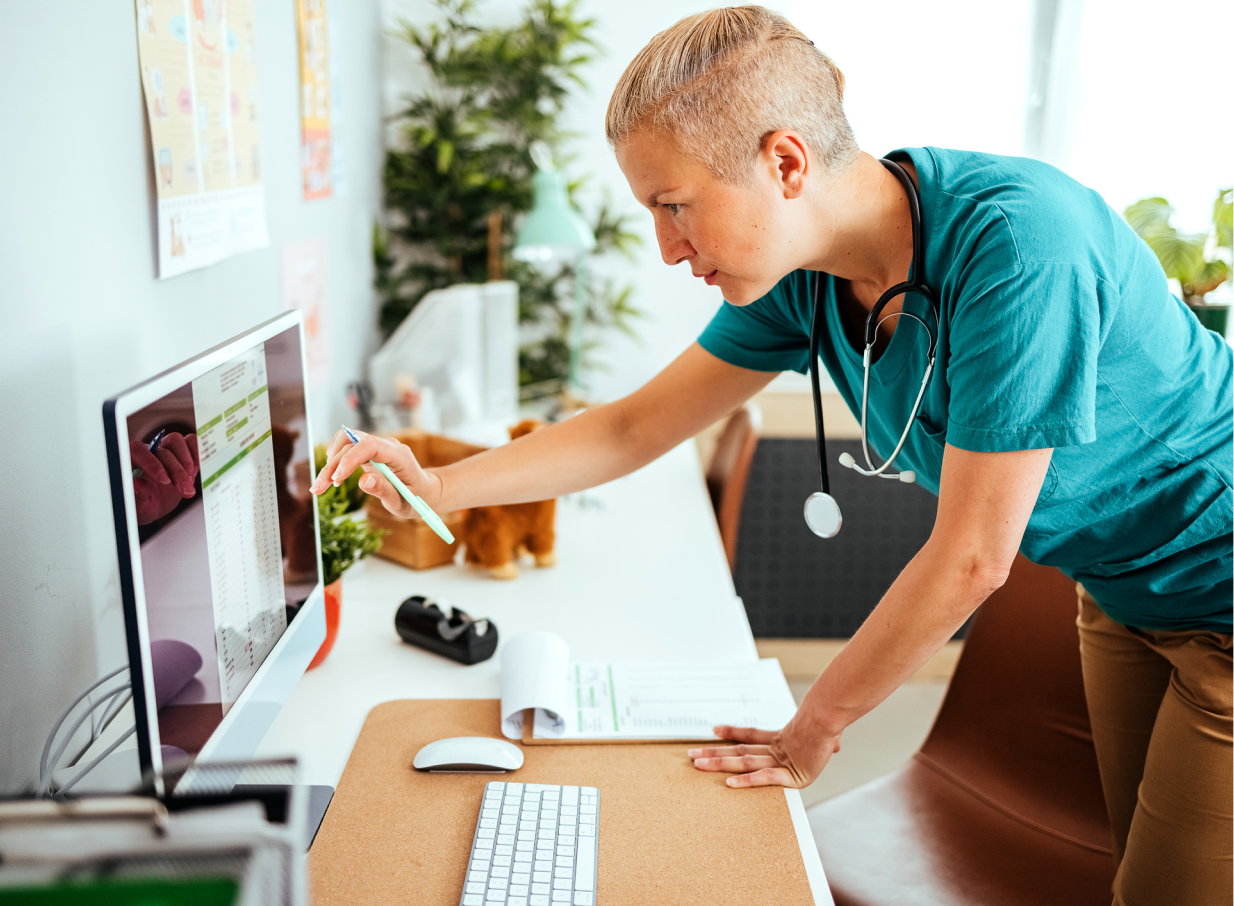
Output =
[
  {"x1": 376, "y1": 0, "x2": 642, "y2": 401},
  {"x1": 1125, "y1": 188, "x2": 1233, "y2": 334},
  {"x1": 308, "y1": 467, "x2": 387, "y2": 670}
]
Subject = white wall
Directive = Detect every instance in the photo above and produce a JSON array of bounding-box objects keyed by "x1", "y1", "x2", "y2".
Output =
[
  {"x1": 1064, "y1": 0, "x2": 1233, "y2": 234},
  {"x1": 0, "y1": 1, "x2": 384, "y2": 794},
  {"x1": 791, "y1": 0, "x2": 1034, "y2": 161}
]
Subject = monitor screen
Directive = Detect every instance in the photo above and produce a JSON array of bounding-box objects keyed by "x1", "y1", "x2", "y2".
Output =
[{"x1": 113, "y1": 320, "x2": 320, "y2": 767}]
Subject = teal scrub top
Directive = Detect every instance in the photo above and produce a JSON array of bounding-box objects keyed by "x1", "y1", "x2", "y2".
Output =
[{"x1": 698, "y1": 147, "x2": 1233, "y2": 632}]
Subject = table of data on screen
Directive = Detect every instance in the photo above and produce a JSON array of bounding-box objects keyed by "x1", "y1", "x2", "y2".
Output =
[{"x1": 193, "y1": 345, "x2": 286, "y2": 712}]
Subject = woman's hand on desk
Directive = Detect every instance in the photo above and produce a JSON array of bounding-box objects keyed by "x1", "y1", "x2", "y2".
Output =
[
  {"x1": 310, "y1": 429, "x2": 442, "y2": 516},
  {"x1": 687, "y1": 721, "x2": 840, "y2": 789}
]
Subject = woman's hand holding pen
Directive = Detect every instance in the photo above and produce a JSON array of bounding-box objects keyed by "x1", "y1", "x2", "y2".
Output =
[
  {"x1": 310, "y1": 428, "x2": 443, "y2": 517},
  {"x1": 688, "y1": 716, "x2": 842, "y2": 789}
]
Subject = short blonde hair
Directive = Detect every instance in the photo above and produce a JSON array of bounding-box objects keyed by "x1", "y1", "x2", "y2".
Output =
[{"x1": 606, "y1": 6, "x2": 858, "y2": 183}]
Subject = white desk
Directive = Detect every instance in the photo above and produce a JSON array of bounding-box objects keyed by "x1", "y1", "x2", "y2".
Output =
[{"x1": 256, "y1": 441, "x2": 831, "y2": 904}]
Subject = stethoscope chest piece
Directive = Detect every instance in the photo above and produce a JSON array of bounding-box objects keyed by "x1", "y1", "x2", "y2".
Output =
[{"x1": 803, "y1": 491, "x2": 843, "y2": 539}]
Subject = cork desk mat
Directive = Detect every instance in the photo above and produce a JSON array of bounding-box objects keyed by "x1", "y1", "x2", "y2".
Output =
[{"x1": 309, "y1": 700, "x2": 813, "y2": 905}]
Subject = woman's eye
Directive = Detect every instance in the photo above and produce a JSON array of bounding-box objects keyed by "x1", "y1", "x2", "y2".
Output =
[{"x1": 664, "y1": 203, "x2": 681, "y2": 214}]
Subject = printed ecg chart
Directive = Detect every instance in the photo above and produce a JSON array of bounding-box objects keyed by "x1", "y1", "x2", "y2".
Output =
[{"x1": 534, "y1": 661, "x2": 795, "y2": 741}]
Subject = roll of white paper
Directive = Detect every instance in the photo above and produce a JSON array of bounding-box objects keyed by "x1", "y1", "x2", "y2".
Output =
[{"x1": 500, "y1": 630, "x2": 570, "y2": 739}]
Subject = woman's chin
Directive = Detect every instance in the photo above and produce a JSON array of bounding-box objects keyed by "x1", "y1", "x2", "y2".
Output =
[{"x1": 717, "y1": 279, "x2": 771, "y2": 307}]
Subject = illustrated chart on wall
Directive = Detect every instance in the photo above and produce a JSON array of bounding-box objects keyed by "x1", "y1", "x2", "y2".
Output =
[
  {"x1": 192, "y1": 345, "x2": 286, "y2": 712},
  {"x1": 296, "y1": 0, "x2": 332, "y2": 200},
  {"x1": 134, "y1": 0, "x2": 270, "y2": 278}
]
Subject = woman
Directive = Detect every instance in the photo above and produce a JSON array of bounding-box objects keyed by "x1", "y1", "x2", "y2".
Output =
[{"x1": 315, "y1": 8, "x2": 1231, "y2": 902}]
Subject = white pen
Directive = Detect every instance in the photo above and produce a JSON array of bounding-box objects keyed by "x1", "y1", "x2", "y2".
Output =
[{"x1": 341, "y1": 425, "x2": 455, "y2": 544}]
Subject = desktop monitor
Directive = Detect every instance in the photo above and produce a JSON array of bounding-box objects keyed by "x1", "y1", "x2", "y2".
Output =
[{"x1": 103, "y1": 311, "x2": 326, "y2": 790}]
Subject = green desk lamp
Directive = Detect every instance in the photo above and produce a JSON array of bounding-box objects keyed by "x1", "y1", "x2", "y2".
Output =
[{"x1": 514, "y1": 143, "x2": 596, "y2": 392}]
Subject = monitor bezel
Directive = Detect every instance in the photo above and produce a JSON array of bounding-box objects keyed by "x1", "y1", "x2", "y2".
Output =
[{"x1": 102, "y1": 310, "x2": 325, "y2": 788}]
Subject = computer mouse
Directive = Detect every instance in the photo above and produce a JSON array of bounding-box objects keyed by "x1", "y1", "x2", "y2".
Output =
[{"x1": 412, "y1": 736, "x2": 525, "y2": 773}]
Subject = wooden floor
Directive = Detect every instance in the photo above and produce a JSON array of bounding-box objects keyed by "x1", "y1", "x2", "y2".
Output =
[{"x1": 756, "y1": 638, "x2": 964, "y2": 683}]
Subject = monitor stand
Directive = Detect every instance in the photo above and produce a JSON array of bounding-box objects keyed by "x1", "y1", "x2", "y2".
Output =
[
  {"x1": 230, "y1": 781, "x2": 333, "y2": 851},
  {"x1": 305, "y1": 784, "x2": 334, "y2": 850}
]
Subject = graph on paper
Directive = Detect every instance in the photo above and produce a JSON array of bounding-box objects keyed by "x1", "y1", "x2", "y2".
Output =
[{"x1": 532, "y1": 660, "x2": 796, "y2": 741}]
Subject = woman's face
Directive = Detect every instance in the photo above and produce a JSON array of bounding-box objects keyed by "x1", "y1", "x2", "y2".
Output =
[{"x1": 616, "y1": 130, "x2": 808, "y2": 306}]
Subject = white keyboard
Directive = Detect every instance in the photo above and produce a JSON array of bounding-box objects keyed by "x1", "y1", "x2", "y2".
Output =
[{"x1": 460, "y1": 781, "x2": 599, "y2": 906}]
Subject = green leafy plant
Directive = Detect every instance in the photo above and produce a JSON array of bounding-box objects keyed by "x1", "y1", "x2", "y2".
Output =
[
  {"x1": 311, "y1": 444, "x2": 385, "y2": 585},
  {"x1": 378, "y1": 0, "x2": 641, "y2": 398},
  {"x1": 1125, "y1": 188, "x2": 1233, "y2": 303},
  {"x1": 317, "y1": 484, "x2": 387, "y2": 587},
  {"x1": 314, "y1": 444, "x2": 365, "y2": 513}
]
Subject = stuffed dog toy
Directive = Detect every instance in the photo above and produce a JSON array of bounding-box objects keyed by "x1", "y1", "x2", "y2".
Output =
[{"x1": 459, "y1": 419, "x2": 556, "y2": 579}]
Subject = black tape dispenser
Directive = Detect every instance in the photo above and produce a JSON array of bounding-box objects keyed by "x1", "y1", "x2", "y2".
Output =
[{"x1": 394, "y1": 596, "x2": 498, "y2": 665}]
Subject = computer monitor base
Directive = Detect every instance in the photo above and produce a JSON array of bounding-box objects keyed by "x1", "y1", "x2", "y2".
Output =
[
  {"x1": 306, "y1": 784, "x2": 334, "y2": 850},
  {"x1": 55, "y1": 747, "x2": 332, "y2": 851}
]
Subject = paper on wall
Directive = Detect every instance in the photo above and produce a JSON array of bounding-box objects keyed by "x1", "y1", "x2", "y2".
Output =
[
  {"x1": 281, "y1": 238, "x2": 329, "y2": 390},
  {"x1": 295, "y1": 0, "x2": 332, "y2": 200},
  {"x1": 134, "y1": 0, "x2": 270, "y2": 278},
  {"x1": 326, "y1": 0, "x2": 346, "y2": 196}
]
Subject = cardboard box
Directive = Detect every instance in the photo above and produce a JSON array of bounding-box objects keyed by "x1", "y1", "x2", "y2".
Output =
[{"x1": 365, "y1": 431, "x2": 487, "y2": 570}]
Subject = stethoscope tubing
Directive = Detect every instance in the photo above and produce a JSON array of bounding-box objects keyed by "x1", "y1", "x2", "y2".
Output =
[
  {"x1": 806, "y1": 157, "x2": 941, "y2": 532},
  {"x1": 854, "y1": 312, "x2": 936, "y2": 479}
]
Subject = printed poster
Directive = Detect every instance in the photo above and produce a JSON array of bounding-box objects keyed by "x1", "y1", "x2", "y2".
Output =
[
  {"x1": 135, "y1": 0, "x2": 269, "y2": 278},
  {"x1": 281, "y1": 238, "x2": 330, "y2": 389},
  {"x1": 296, "y1": 0, "x2": 332, "y2": 200},
  {"x1": 326, "y1": 0, "x2": 346, "y2": 196}
]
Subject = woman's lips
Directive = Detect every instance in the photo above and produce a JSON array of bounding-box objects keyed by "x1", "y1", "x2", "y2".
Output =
[{"x1": 702, "y1": 270, "x2": 718, "y2": 286}]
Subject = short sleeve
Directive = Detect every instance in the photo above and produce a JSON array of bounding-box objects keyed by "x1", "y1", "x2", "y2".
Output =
[
  {"x1": 697, "y1": 274, "x2": 813, "y2": 374},
  {"x1": 944, "y1": 261, "x2": 1101, "y2": 452}
]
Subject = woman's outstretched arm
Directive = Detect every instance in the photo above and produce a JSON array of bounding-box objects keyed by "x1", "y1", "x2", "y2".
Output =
[{"x1": 311, "y1": 342, "x2": 777, "y2": 514}]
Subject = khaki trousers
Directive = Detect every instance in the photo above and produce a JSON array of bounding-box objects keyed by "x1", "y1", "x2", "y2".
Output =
[{"x1": 1076, "y1": 586, "x2": 1232, "y2": 906}]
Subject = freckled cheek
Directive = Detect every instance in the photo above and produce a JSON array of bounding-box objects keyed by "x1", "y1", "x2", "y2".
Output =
[{"x1": 698, "y1": 221, "x2": 743, "y2": 258}]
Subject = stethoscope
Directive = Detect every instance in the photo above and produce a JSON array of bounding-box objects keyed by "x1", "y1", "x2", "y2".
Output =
[{"x1": 803, "y1": 157, "x2": 941, "y2": 539}]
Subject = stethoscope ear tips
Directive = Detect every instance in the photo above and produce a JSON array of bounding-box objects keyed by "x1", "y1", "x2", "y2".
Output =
[
  {"x1": 804, "y1": 491, "x2": 843, "y2": 538},
  {"x1": 898, "y1": 471, "x2": 916, "y2": 484},
  {"x1": 837, "y1": 452, "x2": 856, "y2": 469}
]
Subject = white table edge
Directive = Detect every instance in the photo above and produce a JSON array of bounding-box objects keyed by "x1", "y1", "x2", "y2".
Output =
[{"x1": 785, "y1": 787, "x2": 832, "y2": 906}]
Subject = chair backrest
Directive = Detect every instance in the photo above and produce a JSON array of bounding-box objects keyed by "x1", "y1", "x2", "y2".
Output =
[
  {"x1": 919, "y1": 553, "x2": 1111, "y2": 851},
  {"x1": 704, "y1": 404, "x2": 761, "y2": 571}
]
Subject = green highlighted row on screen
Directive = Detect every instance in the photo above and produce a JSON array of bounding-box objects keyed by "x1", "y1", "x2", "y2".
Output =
[
  {"x1": 201, "y1": 429, "x2": 273, "y2": 490},
  {"x1": 196, "y1": 385, "x2": 266, "y2": 435}
]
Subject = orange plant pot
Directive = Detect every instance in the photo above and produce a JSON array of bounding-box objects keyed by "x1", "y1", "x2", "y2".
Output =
[{"x1": 307, "y1": 578, "x2": 342, "y2": 670}]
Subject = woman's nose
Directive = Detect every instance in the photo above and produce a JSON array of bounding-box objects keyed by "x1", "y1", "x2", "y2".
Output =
[{"x1": 656, "y1": 222, "x2": 693, "y2": 266}]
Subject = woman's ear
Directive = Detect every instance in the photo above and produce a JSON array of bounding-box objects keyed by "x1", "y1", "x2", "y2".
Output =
[{"x1": 763, "y1": 130, "x2": 809, "y2": 199}]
